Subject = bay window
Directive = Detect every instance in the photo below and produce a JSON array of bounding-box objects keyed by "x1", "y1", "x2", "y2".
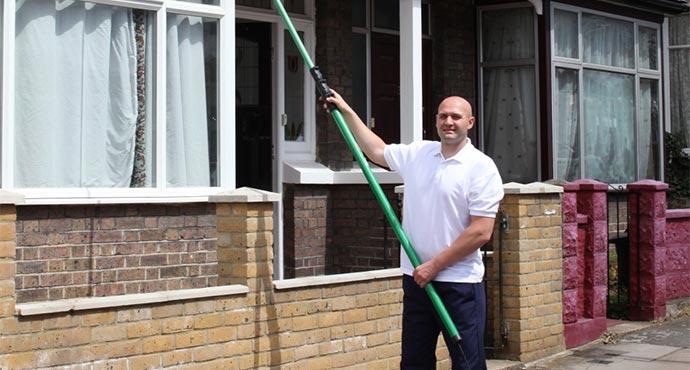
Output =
[
  {"x1": 552, "y1": 4, "x2": 662, "y2": 183},
  {"x1": 5, "y1": 0, "x2": 226, "y2": 198}
]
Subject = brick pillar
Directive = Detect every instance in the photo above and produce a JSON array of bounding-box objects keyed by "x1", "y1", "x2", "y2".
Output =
[
  {"x1": 0, "y1": 193, "x2": 22, "y2": 321},
  {"x1": 562, "y1": 180, "x2": 608, "y2": 348},
  {"x1": 498, "y1": 182, "x2": 564, "y2": 362},
  {"x1": 211, "y1": 188, "x2": 279, "y2": 292},
  {"x1": 315, "y1": 0, "x2": 353, "y2": 170},
  {"x1": 627, "y1": 180, "x2": 669, "y2": 321}
]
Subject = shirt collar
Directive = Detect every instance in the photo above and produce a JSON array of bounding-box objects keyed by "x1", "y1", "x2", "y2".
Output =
[{"x1": 434, "y1": 138, "x2": 474, "y2": 163}]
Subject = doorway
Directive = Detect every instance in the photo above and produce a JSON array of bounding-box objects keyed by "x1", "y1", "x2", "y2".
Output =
[{"x1": 235, "y1": 20, "x2": 273, "y2": 191}]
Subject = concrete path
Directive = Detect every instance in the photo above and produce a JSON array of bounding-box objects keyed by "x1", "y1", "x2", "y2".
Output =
[{"x1": 523, "y1": 315, "x2": 690, "y2": 370}]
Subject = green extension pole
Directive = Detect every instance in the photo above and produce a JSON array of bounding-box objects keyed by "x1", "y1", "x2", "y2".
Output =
[{"x1": 273, "y1": 0, "x2": 462, "y2": 345}]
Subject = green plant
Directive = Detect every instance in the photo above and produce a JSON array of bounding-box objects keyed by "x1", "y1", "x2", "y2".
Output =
[{"x1": 664, "y1": 131, "x2": 690, "y2": 208}]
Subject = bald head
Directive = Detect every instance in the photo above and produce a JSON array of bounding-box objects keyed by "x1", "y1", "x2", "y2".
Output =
[{"x1": 438, "y1": 96, "x2": 473, "y2": 117}]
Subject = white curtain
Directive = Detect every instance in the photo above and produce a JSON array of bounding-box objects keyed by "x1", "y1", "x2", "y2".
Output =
[
  {"x1": 15, "y1": 0, "x2": 138, "y2": 187},
  {"x1": 639, "y1": 79, "x2": 659, "y2": 179},
  {"x1": 583, "y1": 70, "x2": 635, "y2": 183},
  {"x1": 481, "y1": 7, "x2": 537, "y2": 183},
  {"x1": 166, "y1": 14, "x2": 211, "y2": 187},
  {"x1": 554, "y1": 68, "x2": 580, "y2": 181},
  {"x1": 582, "y1": 13, "x2": 634, "y2": 68},
  {"x1": 554, "y1": 9, "x2": 578, "y2": 59}
]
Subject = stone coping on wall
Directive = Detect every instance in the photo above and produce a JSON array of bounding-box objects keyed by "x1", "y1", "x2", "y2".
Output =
[
  {"x1": 395, "y1": 182, "x2": 563, "y2": 195},
  {"x1": 209, "y1": 187, "x2": 280, "y2": 203},
  {"x1": 283, "y1": 160, "x2": 402, "y2": 184},
  {"x1": 15, "y1": 285, "x2": 249, "y2": 316},
  {"x1": 274, "y1": 268, "x2": 402, "y2": 290},
  {"x1": 667, "y1": 209, "x2": 690, "y2": 219},
  {"x1": 0, "y1": 190, "x2": 25, "y2": 204}
]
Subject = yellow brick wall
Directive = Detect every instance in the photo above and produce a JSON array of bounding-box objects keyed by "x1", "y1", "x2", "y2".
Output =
[
  {"x1": 495, "y1": 192, "x2": 565, "y2": 362},
  {"x1": 0, "y1": 201, "x2": 420, "y2": 370},
  {"x1": 0, "y1": 186, "x2": 566, "y2": 369}
]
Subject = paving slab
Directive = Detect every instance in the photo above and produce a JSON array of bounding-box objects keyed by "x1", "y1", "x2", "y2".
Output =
[
  {"x1": 601, "y1": 343, "x2": 680, "y2": 361},
  {"x1": 658, "y1": 348, "x2": 690, "y2": 362}
]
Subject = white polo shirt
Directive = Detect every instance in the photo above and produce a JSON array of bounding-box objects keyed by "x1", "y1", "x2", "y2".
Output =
[{"x1": 384, "y1": 139, "x2": 504, "y2": 283}]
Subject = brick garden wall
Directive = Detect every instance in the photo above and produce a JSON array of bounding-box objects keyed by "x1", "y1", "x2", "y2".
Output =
[
  {"x1": 14, "y1": 204, "x2": 217, "y2": 303},
  {"x1": 282, "y1": 184, "x2": 400, "y2": 278}
]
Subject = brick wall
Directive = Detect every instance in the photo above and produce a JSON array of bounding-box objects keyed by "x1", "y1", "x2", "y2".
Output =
[
  {"x1": 495, "y1": 183, "x2": 565, "y2": 362},
  {"x1": 0, "y1": 196, "x2": 418, "y2": 370},
  {"x1": 665, "y1": 209, "x2": 690, "y2": 300},
  {"x1": 283, "y1": 184, "x2": 400, "y2": 278},
  {"x1": 14, "y1": 204, "x2": 217, "y2": 303},
  {"x1": 431, "y1": 0, "x2": 477, "y2": 109},
  {"x1": 315, "y1": 0, "x2": 354, "y2": 171},
  {"x1": 329, "y1": 185, "x2": 400, "y2": 274}
]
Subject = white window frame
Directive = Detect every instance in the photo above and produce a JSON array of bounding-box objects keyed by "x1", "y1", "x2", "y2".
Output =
[
  {"x1": 477, "y1": 2, "x2": 542, "y2": 181},
  {"x1": 550, "y1": 2, "x2": 663, "y2": 183},
  {"x1": 2, "y1": 0, "x2": 232, "y2": 204}
]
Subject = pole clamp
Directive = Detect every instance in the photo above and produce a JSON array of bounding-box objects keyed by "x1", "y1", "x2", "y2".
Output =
[{"x1": 309, "y1": 66, "x2": 334, "y2": 99}]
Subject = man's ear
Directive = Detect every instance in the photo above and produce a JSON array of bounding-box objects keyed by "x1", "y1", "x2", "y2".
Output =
[{"x1": 468, "y1": 116, "x2": 476, "y2": 129}]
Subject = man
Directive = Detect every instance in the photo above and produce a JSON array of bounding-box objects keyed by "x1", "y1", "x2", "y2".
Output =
[{"x1": 325, "y1": 90, "x2": 504, "y2": 370}]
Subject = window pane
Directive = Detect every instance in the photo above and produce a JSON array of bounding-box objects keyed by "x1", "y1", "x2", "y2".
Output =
[
  {"x1": 352, "y1": 33, "x2": 367, "y2": 121},
  {"x1": 554, "y1": 68, "x2": 580, "y2": 181},
  {"x1": 176, "y1": 0, "x2": 219, "y2": 4},
  {"x1": 236, "y1": 0, "x2": 270, "y2": 9},
  {"x1": 284, "y1": 30, "x2": 305, "y2": 142},
  {"x1": 352, "y1": 0, "x2": 366, "y2": 28},
  {"x1": 639, "y1": 26, "x2": 658, "y2": 70},
  {"x1": 482, "y1": 7, "x2": 534, "y2": 62},
  {"x1": 283, "y1": 0, "x2": 305, "y2": 14},
  {"x1": 670, "y1": 48, "x2": 690, "y2": 144},
  {"x1": 554, "y1": 9, "x2": 578, "y2": 59},
  {"x1": 582, "y1": 13, "x2": 634, "y2": 68},
  {"x1": 422, "y1": 0, "x2": 430, "y2": 35},
  {"x1": 639, "y1": 79, "x2": 660, "y2": 179},
  {"x1": 374, "y1": 0, "x2": 399, "y2": 30},
  {"x1": 15, "y1": 1, "x2": 154, "y2": 188},
  {"x1": 483, "y1": 67, "x2": 538, "y2": 183},
  {"x1": 583, "y1": 70, "x2": 635, "y2": 183},
  {"x1": 670, "y1": 14, "x2": 690, "y2": 46},
  {"x1": 167, "y1": 15, "x2": 218, "y2": 186}
]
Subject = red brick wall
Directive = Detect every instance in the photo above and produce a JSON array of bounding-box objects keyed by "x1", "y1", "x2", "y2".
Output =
[
  {"x1": 283, "y1": 184, "x2": 400, "y2": 278},
  {"x1": 283, "y1": 185, "x2": 329, "y2": 278},
  {"x1": 14, "y1": 204, "x2": 217, "y2": 303},
  {"x1": 665, "y1": 210, "x2": 690, "y2": 299},
  {"x1": 329, "y1": 185, "x2": 400, "y2": 274}
]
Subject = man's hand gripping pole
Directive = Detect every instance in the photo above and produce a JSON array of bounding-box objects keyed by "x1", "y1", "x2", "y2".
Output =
[{"x1": 272, "y1": 0, "x2": 462, "y2": 345}]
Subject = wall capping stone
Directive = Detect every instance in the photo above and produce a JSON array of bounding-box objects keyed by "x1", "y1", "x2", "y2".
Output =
[
  {"x1": 274, "y1": 268, "x2": 402, "y2": 290},
  {"x1": 210, "y1": 187, "x2": 280, "y2": 203},
  {"x1": 503, "y1": 182, "x2": 563, "y2": 194},
  {"x1": 15, "y1": 285, "x2": 249, "y2": 316},
  {"x1": 0, "y1": 190, "x2": 25, "y2": 205}
]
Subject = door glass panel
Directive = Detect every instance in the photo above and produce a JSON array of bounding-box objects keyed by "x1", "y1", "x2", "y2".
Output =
[
  {"x1": 583, "y1": 69, "x2": 635, "y2": 183},
  {"x1": 554, "y1": 68, "x2": 580, "y2": 181},
  {"x1": 639, "y1": 26, "x2": 658, "y2": 70},
  {"x1": 639, "y1": 79, "x2": 660, "y2": 179},
  {"x1": 582, "y1": 13, "x2": 634, "y2": 68},
  {"x1": 554, "y1": 9, "x2": 578, "y2": 59},
  {"x1": 352, "y1": 32, "x2": 367, "y2": 120},
  {"x1": 283, "y1": 0, "x2": 305, "y2": 14},
  {"x1": 176, "y1": 0, "x2": 219, "y2": 4},
  {"x1": 482, "y1": 7, "x2": 534, "y2": 62},
  {"x1": 482, "y1": 67, "x2": 538, "y2": 183},
  {"x1": 284, "y1": 30, "x2": 305, "y2": 142},
  {"x1": 236, "y1": 0, "x2": 270, "y2": 9}
]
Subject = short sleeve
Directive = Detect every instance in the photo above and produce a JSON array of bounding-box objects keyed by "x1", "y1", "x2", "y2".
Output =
[
  {"x1": 468, "y1": 162, "x2": 504, "y2": 218},
  {"x1": 383, "y1": 141, "x2": 430, "y2": 177}
]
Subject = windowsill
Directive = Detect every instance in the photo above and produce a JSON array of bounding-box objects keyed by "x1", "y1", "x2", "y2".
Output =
[
  {"x1": 2, "y1": 187, "x2": 279, "y2": 206},
  {"x1": 273, "y1": 268, "x2": 402, "y2": 290},
  {"x1": 15, "y1": 285, "x2": 249, "y2": 316},
  {"x1": 283, "y1": 161, "x2": 402, "y2": 185}
]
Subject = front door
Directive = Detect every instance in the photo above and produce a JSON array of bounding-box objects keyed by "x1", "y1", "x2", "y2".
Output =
[{"x1": 235, "y1": 20, "x2": 273, "y2": 191}]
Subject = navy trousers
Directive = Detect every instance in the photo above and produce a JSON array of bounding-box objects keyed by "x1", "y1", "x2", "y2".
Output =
[{"x1": 400, "y1": 275, "x2": 487, "y2": 370}]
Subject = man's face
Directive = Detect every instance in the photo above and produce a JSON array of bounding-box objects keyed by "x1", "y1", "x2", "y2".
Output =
[{"x1": 435, "y1": 98, "x2": 475, "y2": 146}]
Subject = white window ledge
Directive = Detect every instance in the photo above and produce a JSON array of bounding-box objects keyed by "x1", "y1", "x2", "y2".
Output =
[
  {"x1": 274, "y1": 268, "x2": 402, "y2": 290},
  {"x1": 15, "y1": 285, "x2": 249, "y2": 316},
  {"x1": 283, "y1": 161, "x2": 402, "y2": 185}
]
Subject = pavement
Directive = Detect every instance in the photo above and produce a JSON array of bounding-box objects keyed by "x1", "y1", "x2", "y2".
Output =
[{"x1": 487, "y1": 299, "x2": 690, "y2": 370}]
